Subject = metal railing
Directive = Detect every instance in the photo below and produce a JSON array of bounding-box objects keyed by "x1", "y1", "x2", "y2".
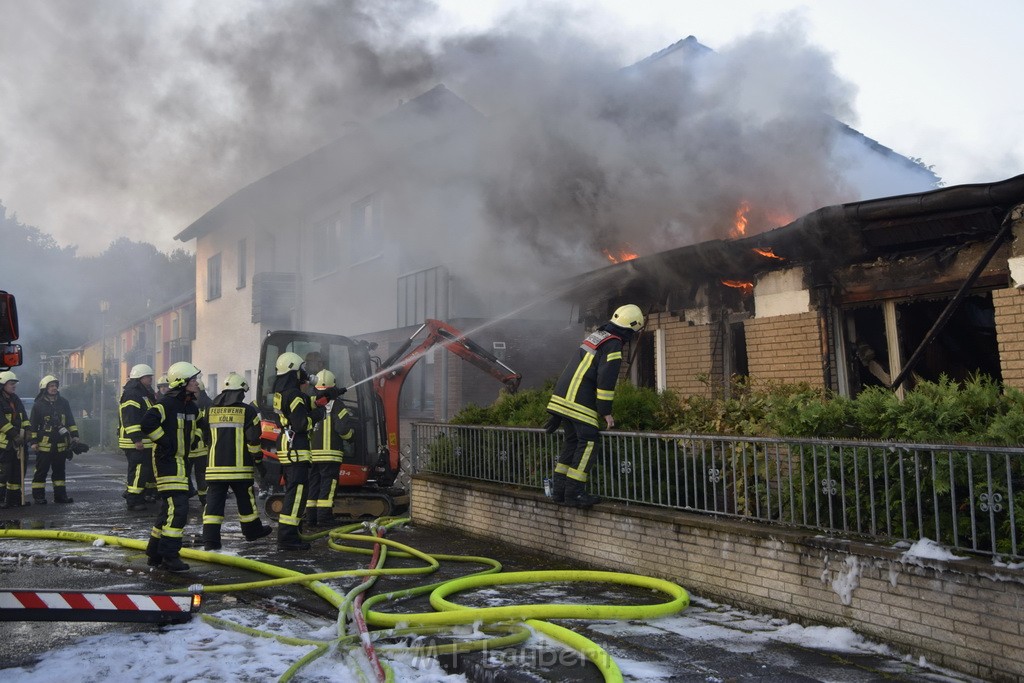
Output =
[{"x1": 412, "y1": 423, "x2": 1024, "y2": 560}]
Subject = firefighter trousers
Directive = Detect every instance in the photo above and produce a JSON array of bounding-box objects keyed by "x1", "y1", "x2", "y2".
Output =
[
  {"x1": 307, "y1": 460, "x2": 340, "y2": 523},
  {"x1": 278, "y1": 460, "x2": 310, "y2": 529},
  {"x1": 31, "y1": 451, "x2": 69, "y2": 500},
  {"x1": 0, "y1": 447, "x2": 24, "y2": 506},
  {"x1": 124, "y1": 447, "x2": 154, "y2": 503},
  {"x1": 552, "y1": 419, "x2": 600, "y2": 499},
  {"x1": 203, "y1": 480, "x2": 268, "y2": 541},
  {"x1": 186, "y1": 454, "x2": 207, "y2": 500},
  {"x1": 151, "y1": 453, "x2": 190, "y2": 558}
]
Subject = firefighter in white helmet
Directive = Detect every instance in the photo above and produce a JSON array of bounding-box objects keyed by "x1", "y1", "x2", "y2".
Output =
[
  {"x1": 545, "y1": 304, "x2": 645, "y2": 508},
  {"x1": 271, "y1": 351, "x2": 327, "y2": 550},
  {"x1": 306, "y1": 369, "x2": 352, "y2": 528},
  {"x1": 201, "y1": 372, "x2": 272, "y2": 550},
  {"x1": 0, "y1": 371, "x2": 30, "y2": 508},
  {"x1": 140, "y1": 361, "x2": 206, "y2": 572},
  {"x1": 118, "y1": 363, "x2": 157, "y2": 510},
  {"x1": 28, "y1": 375, "x2": 80, "y2": 504}
]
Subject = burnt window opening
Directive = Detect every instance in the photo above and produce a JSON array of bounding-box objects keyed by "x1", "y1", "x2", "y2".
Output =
[
  {"x1": 633, "y1": 331, "x2": 656, "y2": 389},
  {"x1": 727, "y1": 320, "x2": 749, "y2": 380},
  {"x1": 842, "y1": 292, "x2": 1000, "y2": 397}
]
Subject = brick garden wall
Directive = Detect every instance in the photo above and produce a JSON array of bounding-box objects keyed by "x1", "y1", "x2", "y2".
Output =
[
  {"x1": 744, "y1": 311, "x2": 825, "y2": 388},
  {"x1": 412, "y1": 475, "x2": 1024, "y2": 682}
]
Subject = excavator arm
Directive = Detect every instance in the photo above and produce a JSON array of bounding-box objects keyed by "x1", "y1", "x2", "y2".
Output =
[{"x1": 373, "y1": 319, "x2": 521, "y2": 481}]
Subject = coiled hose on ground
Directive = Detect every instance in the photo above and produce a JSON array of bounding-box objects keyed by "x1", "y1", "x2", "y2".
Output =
[{"x1": 0, "y1": 520, "x2": 689, "y2": 683}]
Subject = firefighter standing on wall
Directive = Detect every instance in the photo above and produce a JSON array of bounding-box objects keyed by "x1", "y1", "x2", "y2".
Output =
[
  {"x1": 272, "y1": 351, "x2": 326, "y2": 551},
  {"x1": 545, "y1": 304, "x2": 645, "y2": 508},
  {"x1": 307, "y1": 369, "x2": 352, "y2": 528},
  {"x1": 201, "y1": 372, "x2": 273, "y2": 550},
  {"x1": 187, "y1": 380, "x2": 213, "y2": 505},
  {"x1": 141, "y1": 361, "x2": 206, "y2": 572},
  {"x1": 118, "y1": 364, "x2": 157, "y2": 510},
  {"x1": 0, "y1": 371, "x2": 30, "y2": 508},
  {"x1": 28, "y1": 375, "x2": 79, "y2": 504}
]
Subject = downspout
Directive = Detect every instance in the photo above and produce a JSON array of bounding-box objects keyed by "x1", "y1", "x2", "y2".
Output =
[{"x1": 890, "y1": 205, "x2": 1022, "y2": 392}]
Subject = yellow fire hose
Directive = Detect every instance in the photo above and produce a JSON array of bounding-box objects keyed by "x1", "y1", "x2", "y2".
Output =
[{"x1": 0, "y1": 521, "x2": 690, "y2": 683}]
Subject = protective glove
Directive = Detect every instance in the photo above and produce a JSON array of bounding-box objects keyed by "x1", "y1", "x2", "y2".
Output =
[{"x1": 544, "y1": 415, "x2": 561, "y2": 434}]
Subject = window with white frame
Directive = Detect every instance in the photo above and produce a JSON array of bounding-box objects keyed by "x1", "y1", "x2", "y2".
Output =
[
  {"x1": 207, "y1": 253, "x2": 222, "y2": 301},
  {"x1": 350, "y1": 193, "x2": 381, "y2": 264},
  {"x1": 310, "y1": 215, "x2": 339, "y2": 277}
]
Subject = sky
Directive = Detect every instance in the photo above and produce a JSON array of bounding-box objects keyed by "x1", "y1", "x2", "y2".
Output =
[{"x1": 0, "y1": 0, "x2": 1021, "y2": 257}]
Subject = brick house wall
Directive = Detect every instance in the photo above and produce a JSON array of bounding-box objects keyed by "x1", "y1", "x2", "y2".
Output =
[
  {"x1": 744, "y1": 311, "x2": 825, "y2": 388},
  {"x1": 994, "y1": 286, "x2": 1024, "y2": 389},
  {"x1": 649, "y1": 312, "x2": 716, "y2": 398},
  {"x1": 412, "y1": 475, "x2": 1024, "y2": 682}
]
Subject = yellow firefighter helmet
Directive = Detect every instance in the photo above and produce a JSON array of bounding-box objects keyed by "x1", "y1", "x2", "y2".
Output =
[
  {"x1": 275, "y1": 351, "x2": 305, "y2": 376},
  {"x1": 39, "y1": 374, "x2": 59, "y2": 390},
  {"x1": 223, "y1": 372, "x2": 248, "y2": 392},
  {"x1": 611, "y1": 304, "x2": 645, "y2": 331},
  {"x1": 0, "y1": 370, "x2": 17, "y2": 385},
  {"x1": 314, "y1": 369, "x2": 336, "y2": 390},
  {"x1": 167, "y1": 361, "x2": 201, "y2": 389}
]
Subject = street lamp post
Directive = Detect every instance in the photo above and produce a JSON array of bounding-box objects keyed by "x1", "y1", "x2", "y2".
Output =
[{"x1": 99, "y1": 300, "x2": 109, "y2": 449}]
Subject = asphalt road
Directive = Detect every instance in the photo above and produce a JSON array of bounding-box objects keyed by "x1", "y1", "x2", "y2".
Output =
[{"x1": 0, "y1": 448, "x2": 980, "y2": 682}]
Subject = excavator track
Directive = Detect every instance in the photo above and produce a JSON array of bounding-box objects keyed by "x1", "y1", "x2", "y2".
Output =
[{"x1": 263, "y1": 489, "x2": 409, "y2": 521}]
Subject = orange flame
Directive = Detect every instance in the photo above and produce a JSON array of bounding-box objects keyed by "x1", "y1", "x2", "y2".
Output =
[
  {"x1": 752, "y1": 247, "x2": 785, "y2": 261},
  {"x1": 602, "y1": 246, "x2": 639, "y2": 264},
  {"x1": 721, "y1": 279, "x2": 754, "y2": 295},
  {"x1": 730, "y1": 201, "x2": 751, "y2": 238}
]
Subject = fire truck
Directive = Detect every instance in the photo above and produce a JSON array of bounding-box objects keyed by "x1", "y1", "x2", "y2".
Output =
[
  {"x1": 0, "y1": 291, "x2": 23, "y2": 368},
  {"x1": 256, "y1": 319, "x2": 521, "y2": 519}
]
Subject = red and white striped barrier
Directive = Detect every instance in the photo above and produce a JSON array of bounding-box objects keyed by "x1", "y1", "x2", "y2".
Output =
[{"x1": 0, "y1": 589, "x2": 200, "y2": 624}]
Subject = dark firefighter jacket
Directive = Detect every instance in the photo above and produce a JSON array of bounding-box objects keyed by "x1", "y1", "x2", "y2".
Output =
[
  {"x1": 118, "y1": 379, "x2": 155, "y2": 449},
  {"x1": 311, "y1": 399, "x2": 356, "y2": 462},
  {"x1": 546, "y1": 324, "x2": 629, "y2": 428},
  {"x1": 272, "y1": 372, "x2": 324, "y2": 461},
  {"x1": 190, "y1": 390, "x2": 213, "y2": 460},
  {"x1": 29, "y1": 392, "x2": 79, "y2": 454},
  {"x1": 140, "y1": 388, "x2": 205, "y2": 463},
  {"x1": 205, "y1": 390, "x2": 263, "y2": 481},
  {"x1": 0, "y1": 391, "x2": 29, "y2": 452}
]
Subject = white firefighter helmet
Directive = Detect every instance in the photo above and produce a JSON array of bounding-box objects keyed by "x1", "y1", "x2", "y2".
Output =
[
  {"x1": 39, "y1": 374, "x2": 59, "y2": 390},
  {"x1": 157, "y1": 375, "x2": 169, "y2": 387},
  {"x1": 610, "y1": 304, "x2": 645, "y2": 331},
  {"x1": 0, "y1": 370, "x2": 17, "y2": 385},
  {"x1": 275, "y1": 351, "x2": 305, "y2": 376},
  {"x1": 197, "y1": 379, "x2": 206, "y2": 393},
  {"x1": 167, "y1": 361, "x2": 201, "y2": 389},
  {"x1": 314, "y1": 369, "x2": 336, "y2": 390},
  {"x1": 129, "y1": 363, "x2": 155, "y2": 379},
  {"x1": 223, "y1": 372, "x2": 248, "y2": 392}
]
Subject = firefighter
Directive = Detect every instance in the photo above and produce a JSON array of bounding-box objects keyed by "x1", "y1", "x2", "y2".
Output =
[
  {"x1": 545, "y1": 304, "x2": 645, "y2": 508},
  {"x1": 28, "y1": 375, "x2": 80, "y2": 504},
  {"x1": 272, "y1": 351, "x2": 326, "y2": 551},
  {"x1": 118, "y1": 363, "x2": 157, "y2": 510},
  {"x1": 0, "y1": 371, "x2": 30, "y2": 508},
  {"x1": 156, "y1": 375, "x2": 170, "y2": 397},
  {"x1": 201, "y1": 373, "x2": 273, "y2": 550},
  {"x1": 186, "y1": 379, "x2": 213, "y2": 504},
  {"x1": 306, "y1": 369, "x2": 352, "y2": 528},
  {"x1": 141, "y1": 361, "x2": 206, "y2": 572}
]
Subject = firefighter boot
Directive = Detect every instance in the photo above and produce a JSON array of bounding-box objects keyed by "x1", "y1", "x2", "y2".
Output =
[
  {"x1": 563, "y1": 479, "x2": 600, "y2": 509},
  {"x1": 145, "y1": 536, "x2": 162, "y2": 567},
  {"x1": 241, "y1": 519, "x2": 273, "y2": 541},
  {"x1": 160, "y1": 555, "x2": 190, "y2": 572},
  {"x1": 0, "y1": 488, "x2": 7, "y2": 509},
  {"x1": 303, "y1": 507, "x2": 320, "y2": 529},
  {"x1": 202, "y1": 524, "x2": 222, "y2": 551},
  {"x1": 32, "y1": 489, "x2": 47, "y2": 505},
  {"x1": 551, "y1": 473, "x2": 566, "y2": 504},
  {"x1": 316, "y1": 507, "x2": 335, "y2": 528},
  {"x1": 54, "y1": 485, "x2": 73, "y2": 504},
  {"x1": 277, "y1": 524, "x2": 311, "y2": 551}
]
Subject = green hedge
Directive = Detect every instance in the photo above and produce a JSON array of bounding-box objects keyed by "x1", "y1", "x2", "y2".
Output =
[{"x1": 453, "y1": 374, "x2": 1024, "y2": 446}]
